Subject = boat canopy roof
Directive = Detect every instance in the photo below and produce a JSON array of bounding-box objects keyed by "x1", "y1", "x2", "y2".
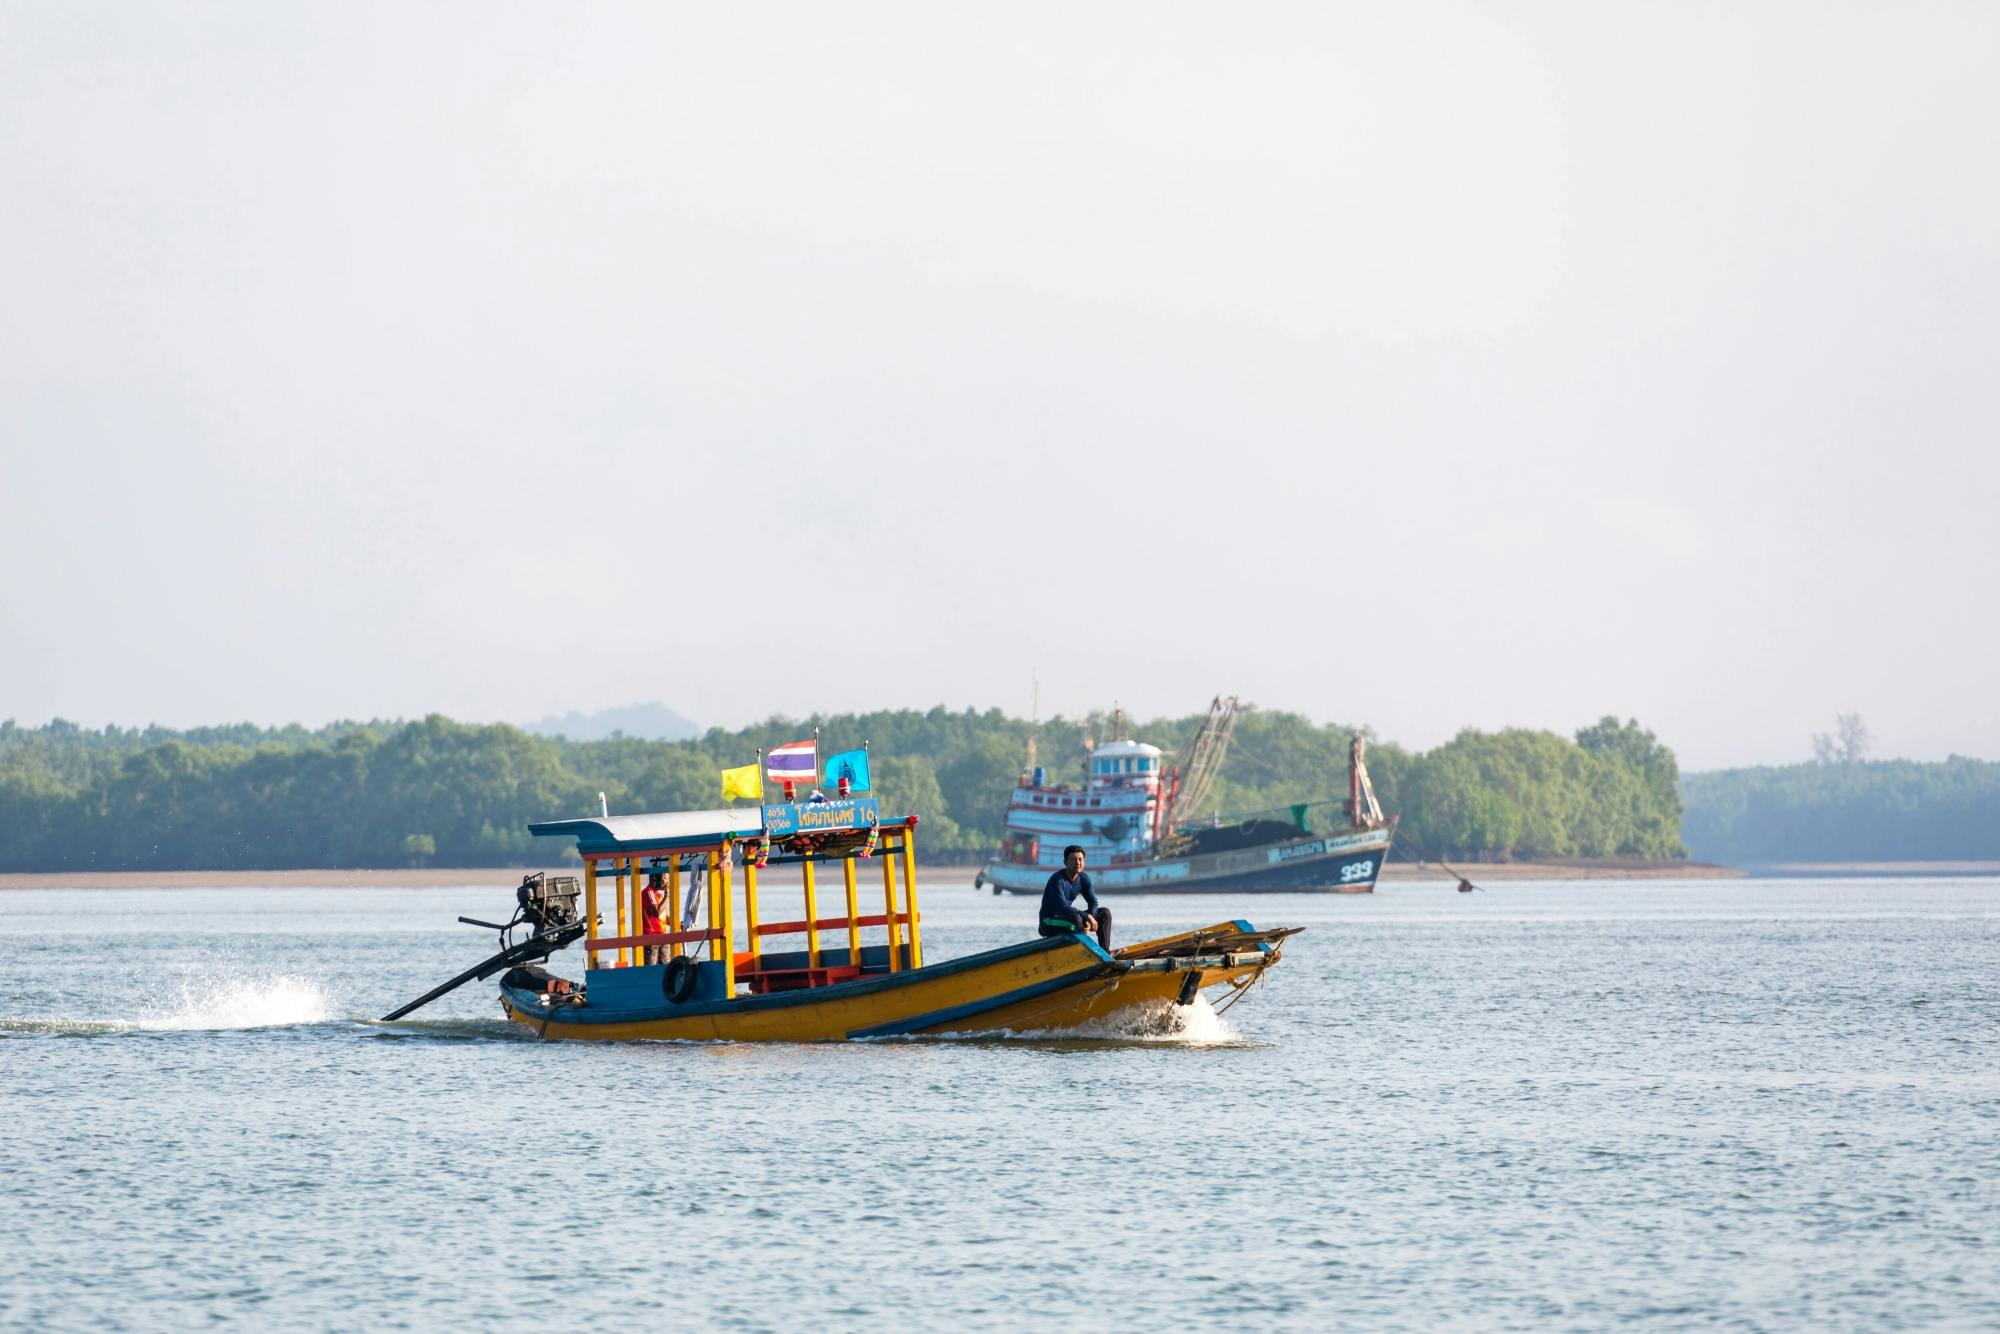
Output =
[
  {"x1": 529, "y1": 809, "x2": 766, "y2": 855},
  {"x1": 530, "y1": 796, "x2": 889, "y2": 857}
]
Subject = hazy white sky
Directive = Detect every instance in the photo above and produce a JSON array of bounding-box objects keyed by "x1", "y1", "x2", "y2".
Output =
[{"x1": 3, "y1": 2, "x2": 1995, "y2": 771}]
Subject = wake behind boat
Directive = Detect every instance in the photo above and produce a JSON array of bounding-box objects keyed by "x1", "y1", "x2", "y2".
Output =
[{"x1": 383, "y1": 787, "x2": 1300, "y2": 1040}]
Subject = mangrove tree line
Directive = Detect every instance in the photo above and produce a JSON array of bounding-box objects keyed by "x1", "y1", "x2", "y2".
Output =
[{"x1": 0, "y1": 709, "x2": 1686, "y2": 870}]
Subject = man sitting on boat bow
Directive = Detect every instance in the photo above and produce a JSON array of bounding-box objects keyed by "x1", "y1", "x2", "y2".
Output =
[{"x1": 1040, "y1": 845, "x2": 1112, "y2": 951}]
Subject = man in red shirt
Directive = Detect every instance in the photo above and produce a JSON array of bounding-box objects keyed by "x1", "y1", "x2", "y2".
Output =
[{"x1": 641, "y1": 872, "x2": 670, "y2": 965}]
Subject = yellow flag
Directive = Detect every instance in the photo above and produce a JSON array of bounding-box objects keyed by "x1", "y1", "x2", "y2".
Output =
[{"x1": 720, "y1": 763, "x2": 763, "y2": 803}]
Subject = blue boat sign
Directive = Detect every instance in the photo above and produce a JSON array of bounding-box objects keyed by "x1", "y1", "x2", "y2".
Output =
[{"x1": 763, "y1": 796, "x2": 880, "y2": 838}]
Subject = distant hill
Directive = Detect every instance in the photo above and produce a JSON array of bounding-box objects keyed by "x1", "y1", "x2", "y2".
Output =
[{"x1": 523, "y1": 702, "x2": 698, "y2": 742}]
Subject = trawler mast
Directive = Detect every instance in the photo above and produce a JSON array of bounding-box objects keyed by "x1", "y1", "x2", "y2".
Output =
[{"x1": 1165, "y1": 695, "x2": 1239, "y2": 832}]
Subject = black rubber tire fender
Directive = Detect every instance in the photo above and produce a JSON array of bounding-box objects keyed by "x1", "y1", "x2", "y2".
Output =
[
  {"x1": 1175, "y1": 969, "x2": 1204, "y2": 1007},
  {"x1": 661, "y1": 955, "x2": 698, "y2": 1004}
]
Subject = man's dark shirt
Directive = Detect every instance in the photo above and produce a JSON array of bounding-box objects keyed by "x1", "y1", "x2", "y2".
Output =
[{"x1": 1040, "y1": 869, "x2": 1099, "y2": 928}]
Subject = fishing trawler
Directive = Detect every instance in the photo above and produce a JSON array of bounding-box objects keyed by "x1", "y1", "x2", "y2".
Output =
[
  {"x1": 383, "y1": 787, "x2": 1300, "y2": 1041},
  {"x1": 975, "y1": 697, "x2": 1396, "y2": 896}
]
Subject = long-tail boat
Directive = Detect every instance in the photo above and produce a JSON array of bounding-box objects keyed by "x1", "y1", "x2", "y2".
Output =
[{"x1": 383, "y1": 794, "x2": 1299, "y2": 1041}]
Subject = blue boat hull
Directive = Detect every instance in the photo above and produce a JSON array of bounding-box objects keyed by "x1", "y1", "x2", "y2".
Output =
[{"x1": 979, "y1": 826, "x2": 1393, "y2": 895}]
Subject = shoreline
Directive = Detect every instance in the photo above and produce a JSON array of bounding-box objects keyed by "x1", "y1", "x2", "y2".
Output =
[
  {"x1": 0, "y1": 858, "x2": 1765, "y2": 889},
  {"x1": 0, "y1": 867, "x2": 575, "y2": 890},
  {"x1": 1381, "y1": 858, "x2": 1743, "y2": 881},
  {"x1": 7, "y1": 859, "x2": 1996, "y2": 890}
]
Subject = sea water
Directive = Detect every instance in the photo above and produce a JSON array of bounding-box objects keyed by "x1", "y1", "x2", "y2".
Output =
[{"x1": 1, "y1": 878, "x2": 1994, "y2": 1330}]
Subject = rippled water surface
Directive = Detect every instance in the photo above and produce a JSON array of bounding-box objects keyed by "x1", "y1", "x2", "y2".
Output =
[{"x1": 3, "y1": 877, "x2": 1995, "y2": 1330}]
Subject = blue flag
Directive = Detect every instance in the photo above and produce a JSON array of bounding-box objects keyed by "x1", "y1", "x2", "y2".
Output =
[{"x1": 824, "y1": 748, "x2": 871, "y2": 793}]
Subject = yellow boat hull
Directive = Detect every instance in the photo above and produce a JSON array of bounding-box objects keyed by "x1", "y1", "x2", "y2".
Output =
[{"x1": 500, "y1": 921, "x2": 1296, "y2": 1042}]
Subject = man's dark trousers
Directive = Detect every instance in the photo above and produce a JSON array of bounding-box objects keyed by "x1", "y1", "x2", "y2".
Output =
[{"x1": 1039, "y1": 907, "x2": 1112, "y2": 952}]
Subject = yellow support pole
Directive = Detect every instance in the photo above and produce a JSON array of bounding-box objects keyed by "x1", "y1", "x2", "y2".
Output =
[
  {"x1": 842, "y1": 855, "x2": 861, "y2": 970},
  {"x1": 635, "y1": 858, "x2": 649, "y2": 965},
  {"x1": 706, "y1": 849, "x2": 720, "y2": 970},
  {"x1": 636, "y1": 857, "x2": 650, "y2": 968},
  {"x1": 616, "y1": 857, "x2": 626, "y2": 968},
  {"x1": 613, "y1": 858, "x2": 629, "y2": 968},
  {"x1": 717, "y1": 846, "x2": 737, "y2": 1000},
  {"x1": 881, "y1": 847, "x2": 902, "y2": 973},
  {"x1": 801, "y1": 858, "x2": 821, "y2": 970},
  {"x1": 628, "y1": 857, "x2": 642, "y2": 968},
  {"x1": 667, "y1": 857, "x2": 681, "y2": 959},
  {"x1": 582, "y1": 858, "x2": 600, "y2": 971},
  {"x1": 744, "y1": 853, "x2": 763, "y2": 972},
  {"x1": 899, "y1": 829, "x2": 922, "y2": 969}
]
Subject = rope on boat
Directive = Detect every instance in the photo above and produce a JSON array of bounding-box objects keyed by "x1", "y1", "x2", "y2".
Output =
[{"x1": 1210, "y1": 969, "x2": 1263, "y2": 1018}]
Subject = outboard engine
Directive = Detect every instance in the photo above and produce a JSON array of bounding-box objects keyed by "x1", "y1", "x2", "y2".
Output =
[
  {"x1": 379, "y1": 872, "x2": 591, "y2": 1021},
  {"x1": 517, "y1": 872, "x2": 582, "y2": 935}
]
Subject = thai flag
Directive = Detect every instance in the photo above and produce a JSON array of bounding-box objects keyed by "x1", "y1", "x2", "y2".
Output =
[{"x1": 765, "y1": 738, "x2": 817, "y2": 785}]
